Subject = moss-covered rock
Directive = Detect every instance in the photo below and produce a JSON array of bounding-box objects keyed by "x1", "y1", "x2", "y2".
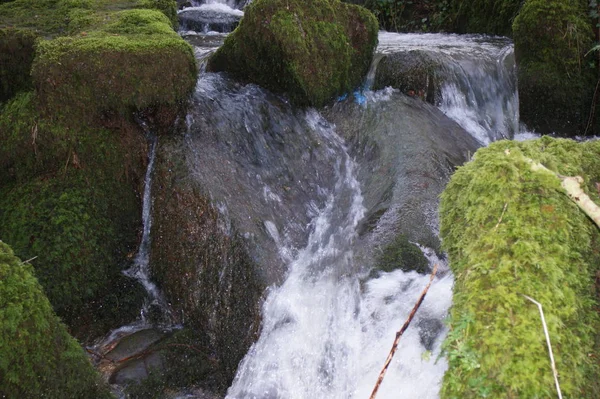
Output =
[
  {"x1": 0, "y1": 28, "x2": 36, "y2": 103},
  {"x1": 0, "y1": 92, "x2": 147, "y2": 338},
  {"x1": 0, "y1": 1, "x2": 197, "y2": 338},
  {"x1": 513, "y1": 0, "x2": 595, "y2": 136},
  {"x1": 207, "y1": 0, "x2": 378, "y2": 107},
  {"x1": 32, "y1": 9, "x2": 197, "y2": 129},
  {"x1": 375, "y1": 234, "x2": 429, "y2": 274},
  {"x1": 0, "y1": 241, "x2": 113, "y2": 398},
  {"x1": 440, "y1": 137, "x2": 600, "y2": 397}
]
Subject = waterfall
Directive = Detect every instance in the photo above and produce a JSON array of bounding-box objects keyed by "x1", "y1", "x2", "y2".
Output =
[
  {"x1": 226, "y1": 112, "x2": 453, "y2": 399},
  {"x1": 375, "y1": 32, "x2": 518, "y2": 144}
]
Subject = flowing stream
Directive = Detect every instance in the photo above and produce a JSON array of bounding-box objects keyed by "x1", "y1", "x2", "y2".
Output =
[
  {"x1": 225, "y1": 112, "x2": 453, "y2": 399},
  {"x1": 94, "y1": 23, "x2": 518, "y2": 397}
]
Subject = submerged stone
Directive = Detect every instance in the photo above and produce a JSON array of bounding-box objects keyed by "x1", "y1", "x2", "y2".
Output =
[
  {"x1": 373, "y1": 50, "x2": 440, "y2": 104},
  {"x1": 206, "y1": 0, "x2": 378, "y2": 107},
  {"x1": 374, "y1": 234, "x2": 429, "y2": 274}
]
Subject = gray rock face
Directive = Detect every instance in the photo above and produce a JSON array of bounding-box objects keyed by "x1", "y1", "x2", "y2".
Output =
[{"x1": 325, "y1": 89, "x2": 480, "y2": 260}]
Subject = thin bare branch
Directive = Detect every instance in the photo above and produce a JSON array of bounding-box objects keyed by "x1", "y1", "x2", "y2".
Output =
[
  {"x1": 522, "y1": 294, "x2": 563, "y2": 399},
  {"x1": 369, "y1": 264, "x2": 439, "y2": 399}
]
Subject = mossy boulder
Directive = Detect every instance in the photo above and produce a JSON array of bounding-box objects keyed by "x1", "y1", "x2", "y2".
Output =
[
  {"x1": 440, "y1": 137, "x2": 600, "y2": 397},
  {"x1": 0, "y1": 28, "x2": 36, "y2": 103},
  {"x1": 207, "y1": 0, "x2": 378, "y2": 107},
  {"x1": 513, "y1": 0, "x2": 595, "y2": 136},
  {"x1": 32, "y1": 9, "x2": 197, "y2": 129},
  {"x1": 0, "y1": 92, "x2": 147, "y2": 338},
  {"x1": 0, "y1": 241, "x2": 113, "y2": 398}
]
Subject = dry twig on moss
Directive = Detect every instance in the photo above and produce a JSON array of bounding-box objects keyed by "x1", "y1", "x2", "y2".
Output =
[
  {"x1": 369, "y1": 263, "x2": 439, "y2": 399},
  {"x1": 522, "y1": 294, "x2": 563, "y2": 399}
]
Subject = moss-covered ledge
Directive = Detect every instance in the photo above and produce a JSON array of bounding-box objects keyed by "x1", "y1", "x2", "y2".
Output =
[{"x1": 440, "y1": 137, "x2": 600, "y2": 397}]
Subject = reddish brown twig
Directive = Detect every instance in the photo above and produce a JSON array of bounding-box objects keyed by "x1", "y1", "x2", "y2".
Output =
[{"x1": 369, "y1": 263, "x2": 439, "y2": 399}]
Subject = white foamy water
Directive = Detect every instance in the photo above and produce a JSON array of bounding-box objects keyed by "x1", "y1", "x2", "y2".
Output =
[
  {"x1": 181, "y1": 3, "x2": 245, "y2": 17},
  {"x1": 227, "y1": 112, "x2": 452, "y2": 399}
]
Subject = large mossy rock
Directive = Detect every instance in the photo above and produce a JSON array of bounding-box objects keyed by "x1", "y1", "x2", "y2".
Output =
[
  {"x1": 207, "y1": 0, "x2": 378, "y2": 107},
  {"x1": 440, "y1": 137, "x2": 600, "y2": 397},
  {"x1": 0, "y1": 241, "x2": 113, "y2": 398},
  {"x1": 0, "y1": 92, "x2": 147, "y2": 338},
  {"x1": 32, "y1": 9, "x2": 197, "y2": 129},
  {"x1": 0, "y1": 1, "x2": 197, "y2": 338},
  {"x1": 513, "y1": 0, "x2": 595, "y2": 136}
]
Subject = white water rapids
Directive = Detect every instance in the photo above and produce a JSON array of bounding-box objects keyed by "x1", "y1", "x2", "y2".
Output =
[{"x1": 226, "y1": 112, "x2": 453, "y2": 399}]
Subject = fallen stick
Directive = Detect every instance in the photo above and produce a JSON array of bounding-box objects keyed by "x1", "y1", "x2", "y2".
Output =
[
  {"x1": 369, "y1": 263, "x2": 439, "y2": 399},
  {"x1": 522, "y1": 295, "x2": 563, "y2": 399},
  {"x1": 503, "y1": 149, "x2": 600, "y2": 230}
]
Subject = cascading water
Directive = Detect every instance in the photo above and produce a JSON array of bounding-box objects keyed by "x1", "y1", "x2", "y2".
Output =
[
  {"x1": 122, "y1": 132, "x2": 171, "y2": 324},
  {"x1": 103, "y1": 26, "x2": 517, "y2": 397},
  {"x1": 225, "y1": 112, "x2": 454, "y2": 399},
  {"x1": 374, "y1": 32, "x2": 518, "y2": 144}
]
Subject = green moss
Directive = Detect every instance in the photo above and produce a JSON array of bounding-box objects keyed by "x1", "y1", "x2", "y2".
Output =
[
  {"x1": 0, "y1": 0, "x2": 177, "y2": 35},
  {"x1": 207, "y1": 0, "x2": 378, "y2": 107},
  {"x1": 0, "y1": 28, "x2": 36, "y2": 103},
  {"x1": 31, "y1": 9, "x2": 196, "y2": 124},
  {"x1": 440, "y1": 137, "x2": 600, "y2": 398},
  {"x1": 135, "y1": 0, "x2": 178, "y2": 28},
  {"x1": 513, "y1": 0, "x2": 595, "y2": 136},
  {"x1": 375, "y1": 234, "x2": 429, "y2": 273},
  {"x1": 0, "y1": 241, "x2": 113, "y2": 398},
  {"x1": 0, "y1": 93, "x2": 146, "y2": 337}
]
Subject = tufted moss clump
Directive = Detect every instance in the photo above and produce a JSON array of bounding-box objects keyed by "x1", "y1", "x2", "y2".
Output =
[
  {"x1": 513, "y1": 0, "x2": 595, "y2": 136},
  {"x1": 32, "y1": 9, "x2": 197, "y2": 127},
  {"x1": 0, "y1": 241, "x2": 113, "y2": 398},
  {"x1": 0, "y1": 92, "x2": 147, "y2": 337},
  {"x1": 0, "y1": 28, "x2": 36, "y2": 103},
  {"x1": 375, "y1": 234, "x2": 429, "y2": 274},
  {"x1": 440, "y1": 137, "x2": 600, "y2": 398},
  {"x1": 207, "y1": 0, "x2": 378, "y2": 107}
]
